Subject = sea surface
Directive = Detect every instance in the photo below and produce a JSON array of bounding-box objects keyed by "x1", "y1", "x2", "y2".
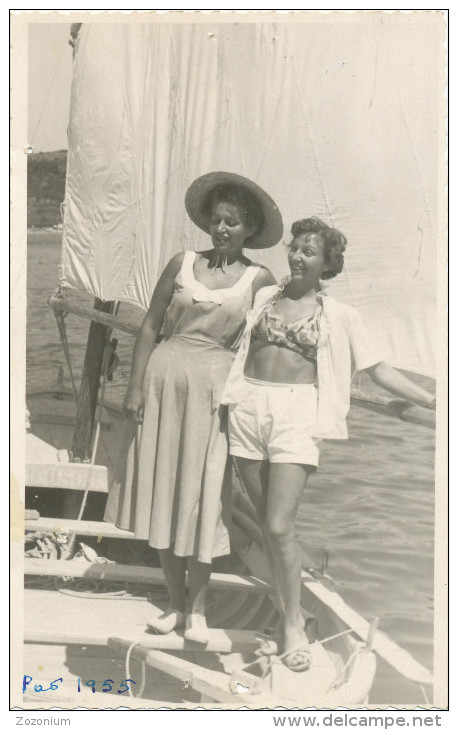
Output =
[{"x1": 26, "y1": 231, "x2": 436, "y2": 706}]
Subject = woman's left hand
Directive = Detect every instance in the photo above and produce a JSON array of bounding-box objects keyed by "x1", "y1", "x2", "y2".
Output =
[{"x1": 123, "y1": 388, "x2": 145, "y2": 423}]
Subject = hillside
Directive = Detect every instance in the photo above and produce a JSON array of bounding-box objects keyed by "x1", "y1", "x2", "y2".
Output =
[{"x1": 27, "y1": 150, "x2": 67, "y2": 228}]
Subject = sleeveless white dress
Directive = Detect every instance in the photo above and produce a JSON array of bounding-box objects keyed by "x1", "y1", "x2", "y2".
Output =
[{"x1": 105, "y1": 252, "x2": 260, "y2": 563}]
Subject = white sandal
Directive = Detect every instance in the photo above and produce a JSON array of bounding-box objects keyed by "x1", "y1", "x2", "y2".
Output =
[
  {"x1": 147, "y1": 608, "x2": 186, "y2": 634},
  {"x1": 184, "y1": 613, "x2": 209, "y2": 644}
]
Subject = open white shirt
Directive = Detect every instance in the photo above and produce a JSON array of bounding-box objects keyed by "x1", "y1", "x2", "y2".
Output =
[{"x1": 221, "y1": 285, "x2": 382, "y2": 440}]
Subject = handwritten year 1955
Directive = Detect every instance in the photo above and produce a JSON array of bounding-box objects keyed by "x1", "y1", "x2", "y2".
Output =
[{"x1": 23, "y1": 676, "x2": 136, "y2": 694}]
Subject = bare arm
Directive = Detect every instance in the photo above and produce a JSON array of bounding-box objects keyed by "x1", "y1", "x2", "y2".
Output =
[
  {"x1": 252, "y1": 266, "x2": 276, "y2": 297},
  {"x1": 365, "y1": 361, "x2": 435, "y2": 410},
  {"x1": 124, "y1": 252, "x2": 184, "y2": 420}
]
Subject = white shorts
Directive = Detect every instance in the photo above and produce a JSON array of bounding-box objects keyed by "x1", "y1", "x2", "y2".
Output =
[{"x1": 228, "y1": 376, "x2": 320, "y2": 467}]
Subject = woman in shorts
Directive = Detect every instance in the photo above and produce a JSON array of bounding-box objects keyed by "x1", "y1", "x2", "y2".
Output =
[{"x1": 222, "y1": 217, "x2": 435, "y2": 670}]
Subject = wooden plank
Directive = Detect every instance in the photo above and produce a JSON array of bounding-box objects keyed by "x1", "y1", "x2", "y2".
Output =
[
  {"x1": 24, "y1": 560, "x2": 272, "y2": 593},
  {"x1": 25, "y1": 463, "x2": 108, "y2": 492},
  {"x1": 26, "y1": 627, "x2": 260, "y2": 654},
  {"x1": 25, "y1": 517, "x2": 135, "y2": 539},
  {"x1": 24, "y1": 589, "x2": 161, "y2": 647}
]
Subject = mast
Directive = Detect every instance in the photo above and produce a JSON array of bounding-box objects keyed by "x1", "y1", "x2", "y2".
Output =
[
  {"x1": 71, "y1": 299, "x2": 115, "y2": 462},
  {"x1": 62, "y1": 298, "x2": 114, "y2": 520}
]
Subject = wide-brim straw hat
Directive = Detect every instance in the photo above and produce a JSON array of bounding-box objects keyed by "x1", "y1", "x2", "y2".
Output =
[{"x1": 185, "y1": 171, "x2": 283, "y2": 249}]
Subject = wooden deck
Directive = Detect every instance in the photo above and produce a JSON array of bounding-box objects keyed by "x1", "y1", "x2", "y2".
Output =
[
  {"x1": 23, "y1": 588, "x2": 341, "y2": 706},
  {"x1": 23, "y1": 640, "x2": 201, "y2": 706},
  {"x1": 25, "y1": 589, "x2": 263, "y2": 653}
]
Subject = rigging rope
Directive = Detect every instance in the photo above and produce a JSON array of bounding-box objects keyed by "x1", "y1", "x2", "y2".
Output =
[
  {"x1": 53, "y1": 572, "x2": 167, "y2": 601},
  {"x1": 328, "y1": 647, "x2": 364, "y2": 691},
  {"x1": 53, "y1": 306, "x2": 79, "y2": 406},
  {"x1": 420, "y1": 683, "x2": 431, "y2": 705},
  {"x1": 246, "y1": 627, "x2": 358, "y2": 676},
  {"x1": 125, "y1": 643, "x2": 147, "y2": 699}
]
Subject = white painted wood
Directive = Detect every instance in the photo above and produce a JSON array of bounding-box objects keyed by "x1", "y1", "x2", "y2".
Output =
[
  {"x1": 26, "y1": 462, "x2": 108, "y2": 492},
  {"x1": 25, "y1": 517, "x2": 135, "y2": 539},
  {"x1": 301, "y1": 577, "x2": 433, "y2": 686},
  {"x1": 108, "y1": 638, "x2": 275, "y2": 705}
]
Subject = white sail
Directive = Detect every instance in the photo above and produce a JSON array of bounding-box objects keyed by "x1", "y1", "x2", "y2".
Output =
[{"x1": 61, "y1": 18, "x2": 443, "y2": 377}]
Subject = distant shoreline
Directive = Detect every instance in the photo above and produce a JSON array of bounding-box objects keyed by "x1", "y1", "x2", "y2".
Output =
[{"x1": 27, "y1": 227, "x2": 62, "y2": 235}]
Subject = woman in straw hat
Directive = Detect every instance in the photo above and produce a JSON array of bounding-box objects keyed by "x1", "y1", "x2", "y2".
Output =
[{"x1": 105, "y1": 172, "x2": 282, "y2": 643}]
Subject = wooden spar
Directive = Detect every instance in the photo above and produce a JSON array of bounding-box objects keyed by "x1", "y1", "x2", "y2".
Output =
[
  {"x1": 107, "y1": 639, "x2": 255, "y2": 703},
  {"x1": 26, "y1": 623, "x2": 261, "y2": 654},
  {"x1": 24, "y1": 559, "x2": 272, "y2": 594},
  {"x1": 49, "y1": 293, "x2": 142, "y2": 335},
  {"x1": 49, "y1": 295, "x2": 434, "y2": 430},
  {"x1": 351, "y1": 388, "x2": 435, "y2": 430},
  {"x1": 25, "y1": 516, "x2": 135, "y2": 539}
]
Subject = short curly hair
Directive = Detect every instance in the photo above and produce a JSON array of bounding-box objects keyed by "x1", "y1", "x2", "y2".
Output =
[
  {"x1": 290, "y1": 217, "x2": 347, "y2": 280},
  {"x1": 201, "y1": 184, "x2": 265, "y2": 236}
]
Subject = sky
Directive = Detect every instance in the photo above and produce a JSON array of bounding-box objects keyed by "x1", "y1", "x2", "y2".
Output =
[{"x1": 28, "y1": 23, "x2": 73, "y2": 152}]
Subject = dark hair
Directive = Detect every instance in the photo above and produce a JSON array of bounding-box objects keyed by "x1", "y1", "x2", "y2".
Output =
[
  {"x1": 290, "y1": 217, "x2": 347, "y2": 280},
  {"x1": 201, "y1": 184, "x2": 265, "y2": 243}
]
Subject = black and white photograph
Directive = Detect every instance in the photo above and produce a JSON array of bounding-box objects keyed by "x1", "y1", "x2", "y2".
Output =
[{"x1": 10, "y1": 10, "x2": 447, "y2": 712}]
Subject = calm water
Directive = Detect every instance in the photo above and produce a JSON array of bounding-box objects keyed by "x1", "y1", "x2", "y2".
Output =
[{"x1": 26, "y1": 232, "x2": 435, "y2": 706}]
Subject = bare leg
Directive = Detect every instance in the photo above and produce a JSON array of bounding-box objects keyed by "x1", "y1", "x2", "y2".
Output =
[
  {"x1": 234, "y1": 457, "x2": 269, "y2": 519},
  {"x1": 187, "y1": 557, "x2": 212, "y2": 615},
  {"x1": 265, "y1": 463, "x2": 312, "y2": 661},
  {"x1": 157, "y1": 548, "x2": 186, "y2": 613},
  {"x1": 235, "y1": 457, "x2": 285, "y2": 636}
]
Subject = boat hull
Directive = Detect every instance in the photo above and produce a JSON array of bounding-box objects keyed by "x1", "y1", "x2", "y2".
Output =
[{"x1": 23, "y1": 386, "x2": 376, "y2": 707}]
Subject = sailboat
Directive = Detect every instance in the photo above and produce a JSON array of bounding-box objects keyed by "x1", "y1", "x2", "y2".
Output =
[{"x1": 23, "y1": 19, "x2": 439, "y2": 708}]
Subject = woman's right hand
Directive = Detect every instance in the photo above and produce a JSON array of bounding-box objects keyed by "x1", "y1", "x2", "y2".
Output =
[{"x1": 123, "y1": 388, "x2": 145, "y2": 423}]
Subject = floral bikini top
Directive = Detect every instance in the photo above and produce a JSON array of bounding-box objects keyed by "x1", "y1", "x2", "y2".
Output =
[{"x1": 250, "y1": 291, "x2": 323, "y2": 363}]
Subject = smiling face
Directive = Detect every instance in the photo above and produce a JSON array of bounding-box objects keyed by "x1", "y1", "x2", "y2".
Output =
[
  {"x1": 288, "y1": 232, "x2": 329, "y2": 282},
  {"x1": 208, "y1": 201, "x2": 256, "y2": 254}
]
